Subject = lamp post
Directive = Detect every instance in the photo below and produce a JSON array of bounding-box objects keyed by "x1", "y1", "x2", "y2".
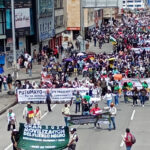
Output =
[
  {"x1": 11, "y1": 0, "x2": 17, "y2": 80},
  {"x1": 80, "y1": 0, "x2": 85, "y2": 52}
]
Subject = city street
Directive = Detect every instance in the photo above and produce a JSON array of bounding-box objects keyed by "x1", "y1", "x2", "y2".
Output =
[{"x1": 1, "y1": 97, "x2": 150, "y2": 150}]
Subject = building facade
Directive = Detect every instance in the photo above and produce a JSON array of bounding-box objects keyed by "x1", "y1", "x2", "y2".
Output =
[
  {"x1": 0, "y1": 0, "x2": 6, "y2": 53},
  {"x1": 64, "y1": 0, "x2": 97, "y2": 41},
  {"x1": 49, "y1": 0, "x2": 66, "y2": 49}
]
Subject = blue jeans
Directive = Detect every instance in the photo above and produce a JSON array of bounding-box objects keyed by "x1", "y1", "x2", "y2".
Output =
[
  {"x1": 107, "y1": 100, "x2": 112, "y2": 107},
  {"x1": 109, "y1": 117, "x2": 116, "y2": 130},
  {"x1": 83, "y1": 111, "x2": 89, "y2": 115},
  {"x1": 140, "y1": 95, "x2": 146, "y2": 105},
  {"x1": 3, "y1": 83, "x2": 7, "y2": 91},
  {"x1": 28, "y1": 69, "x2": 32, "y2": 77},
  {"x1": 126, "y1": 146, "x2": 131, "y2": 150},
  {"x1": 114, "y1": 94, "x2": 119, "y2": 105},
  {"x1": 64, "y1": 117, "x2": 69, "y2": 126}
]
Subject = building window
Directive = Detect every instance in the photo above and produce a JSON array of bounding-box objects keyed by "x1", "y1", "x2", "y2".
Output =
[
  {"x1": 0, "y1": 11, "x2": 5, "y2": 35},
  {"x1": 55, "y1": 15, "x2": 64, "y2": 28},
  {"x1": 0, "y1": 0, "x2": 4, "y2": 8},
  {"x1": 55, "y1": 0, "x2": 63, "y2": 9}
]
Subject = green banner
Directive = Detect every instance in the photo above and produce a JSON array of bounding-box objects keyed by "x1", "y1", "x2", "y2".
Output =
[{"x1": 17, "y1": 123, "x2": 69, "y2": 150}]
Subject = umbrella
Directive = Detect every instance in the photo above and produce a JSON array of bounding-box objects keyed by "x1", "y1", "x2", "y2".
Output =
[
  {"x1": 64, "y1": 58, "x2": 73, "y2": 62},
  {"x1": 108, "y1": 58, "x2": 115, "y2": 61},
  {"x1": 77, "y1": 53, "x2": 85, "y2": 56}
]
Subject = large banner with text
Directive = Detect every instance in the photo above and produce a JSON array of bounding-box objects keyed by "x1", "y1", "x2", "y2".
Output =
[
  {"x1": 17, "y1": 123, "x2": 69, "y2": 150},
  {"x1": 17, "y1": 88, "x2": 89, "y2": 103}
]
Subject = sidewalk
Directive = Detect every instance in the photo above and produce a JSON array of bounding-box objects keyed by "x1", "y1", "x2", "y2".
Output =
[
  {"x1": 0, "y1": 42, "x2": 113, "y2": 115},
  {"x1": 0, "y1": 63, "x2": 42, "y2": 115}
]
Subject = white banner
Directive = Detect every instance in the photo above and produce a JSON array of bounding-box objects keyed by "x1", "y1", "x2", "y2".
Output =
[{"x1": 17, "y1": 88, "x2": 89, "y2": 103}]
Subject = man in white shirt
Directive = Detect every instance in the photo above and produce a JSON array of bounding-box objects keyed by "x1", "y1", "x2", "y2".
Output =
[
  {"x1": 62, "y1": 103, "x2": 71, "y2": 126},
  {"x1": 7, "y1": 109, "x2": 16, "y2": 131},
  {"x1": 109, "y1": 103, "x2": 117, "y2": 131},
  {"x1": 68, "y1": 128, "x2": 78, "y2": 150}
]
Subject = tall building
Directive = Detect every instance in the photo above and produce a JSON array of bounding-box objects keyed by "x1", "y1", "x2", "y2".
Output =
[
  {"x1": 64, "y1": 0, "x2": 98, "y2": 41},
  {"x1": 0, "y1": 0, "x2": 6, "y2": 53},
  {"x1": 122, "y1": 0, "x2": 146, "y2": 9}
]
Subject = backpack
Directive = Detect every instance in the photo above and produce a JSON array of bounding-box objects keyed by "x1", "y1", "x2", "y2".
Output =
[
  {"x1": 131, "y1": 134, "x2": 136, "y2": 144},
  {"x1": 73, "y1": 133, "x2": 79, "y2": 142}
]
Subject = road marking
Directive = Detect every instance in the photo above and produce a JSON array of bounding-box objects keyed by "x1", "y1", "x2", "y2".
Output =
[
  {"x1": 120, "y1": 133, "x2": 126, "y2": 147},
  {"x1": 4, "y1": 144, "x2": 12, "y2": 150},
  {"x1": 41, "y1": 104, "x2": 56, "y2": 119},
  {"x1": 4, "y1": 104, "x2": 57, "y2": 150},
  {"x1": 131, "y1": 110, "x2": 135, "y2": 121}
]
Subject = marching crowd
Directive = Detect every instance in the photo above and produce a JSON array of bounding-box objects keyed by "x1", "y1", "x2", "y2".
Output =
[{"x1": 5, "y1": 10, "x2": 150, "y2": 150}]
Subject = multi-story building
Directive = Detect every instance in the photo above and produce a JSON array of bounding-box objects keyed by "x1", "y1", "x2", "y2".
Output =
[
  {"x1": 0, "y1": 0, "x2": 6, "y2": 53},
  {"x1": 64, "y1": 0, "x2": 98, "y2": 41},
  {"x1": 49, "y1": 0, "x2": 66, "y2": 49},
  {"x1": 122, "y1": 0, "x2": 146, "y2": 9}
]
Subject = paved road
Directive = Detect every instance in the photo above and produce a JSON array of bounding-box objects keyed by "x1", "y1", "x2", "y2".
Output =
[{"x1": 1, "y1": 97, "x2": 150, "y2": 150}]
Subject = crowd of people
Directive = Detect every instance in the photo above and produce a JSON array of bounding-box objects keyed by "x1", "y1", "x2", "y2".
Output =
[{"x1": 5, "y1": 10, "x2": 150, "y2": 150}]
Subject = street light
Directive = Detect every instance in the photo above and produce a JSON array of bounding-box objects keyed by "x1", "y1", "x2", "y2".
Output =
[{"x1": 11, "y1": 0, "x2": 17, "y2": 80}]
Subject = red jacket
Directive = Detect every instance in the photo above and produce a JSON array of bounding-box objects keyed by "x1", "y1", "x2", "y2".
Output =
[
  {"x1": 125, "y1": 133, "x2": 133, "y2": 147},
  {"x1": 90, "y1": 107, "x2": 100, "y2": 115}
]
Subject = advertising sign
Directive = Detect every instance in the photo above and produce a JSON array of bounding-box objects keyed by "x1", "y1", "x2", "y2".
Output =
[
  {"x1": 17, "y1": 123, "x2": 69, "y2": 150},
  {"x1": 15, "y1": 8, "x2": 30, "y2": 28},
  {"x1": 38, "y1": 0, "x2": 55, "y2": 41}
]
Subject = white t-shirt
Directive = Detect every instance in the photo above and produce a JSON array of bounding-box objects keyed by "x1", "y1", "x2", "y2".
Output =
[{"x1": 104, "y1": 93, "x2": 113, "y2": 101}]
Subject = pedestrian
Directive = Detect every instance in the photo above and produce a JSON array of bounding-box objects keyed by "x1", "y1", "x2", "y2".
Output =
[
  {"x1": 23, "y1": 103, "x2": 34, "y2": 124},
  {"x1": 3, "y1": 75, "x2": 7, "y2": 91},
  {"x1": 7, "y1": 109, "x2": 16, "y2": 131},
  {"x1": 27, "y1": 62, "x2": 32, "y2": 77},
  {"x1": 82, "y1": 99, "x2": 90, "y2": 115},
  {"x1": 103, "y1": 90, "x2": 113, "y2": 107},
  {"x1": 113, "y1": 83, "x2": 120, "y2": 105},
  {"x1": 90, "y1": 104, "x2": 101, "y2": 128},
  {"x1": 7, "y1": 74, "x2": 13, "y2": 91},
  {"x1": 46, "y1": 90, "x2": 52, "y2": 112},
  {"x1": 139, "y1": 87, "x2": 147, "y2": 107},
  {"x1": 109, "y1": 103, "x2": 117, "y2": 131},
  {"x1": 34, "y1": 106, "x2": 42, "y2": 125},
  {"x1": 62, "y1": 103, "x2": 71, "y2": 126},
  {"x1": 0, "y1": 75, "x2": 3, "y2": 92},
  {"x1": 11, "y1": 129, "x2": 19, "y2": 150},
  {"x1": 123, "y1": 128, "x2": 136, "y2": 150},
  {"x1": 68, "y1": 128, "x2": 78, "y2": 150},
  {"x1": 132, "y1": 87, "x2": 138, "y2": 106},
  {"x1": 75, "y1": 91, "x2": 82, "y2": 113}
]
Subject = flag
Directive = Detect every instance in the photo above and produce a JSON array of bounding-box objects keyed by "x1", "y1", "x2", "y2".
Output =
[
  {"x1": 110, "y1": 36, "x2": 117, "y2": 45},
  {"x1": 27, "y1": 106, "x2": 34, "y2": 118}
]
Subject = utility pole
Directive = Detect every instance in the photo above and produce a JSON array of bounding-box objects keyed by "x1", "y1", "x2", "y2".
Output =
[
  {"x1": 11, "y1": 0, "x2": 17, "y2": 80},
  {"x1": 80, "y1": 0, "x2": 85, "y2": 52}
]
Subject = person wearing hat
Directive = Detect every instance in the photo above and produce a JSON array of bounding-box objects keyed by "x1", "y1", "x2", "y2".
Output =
[
  {"x1": 109, "y1": 103, "x2": 117, "y2": 131},
  {"x1": 68, "y1": 128, "x2": 78, "y2": 150}
]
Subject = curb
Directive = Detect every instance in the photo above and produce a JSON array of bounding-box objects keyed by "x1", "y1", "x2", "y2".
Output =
[
  {"x1": 0, "y1": 101, "x2": 17, "y2": 115},
  {"x1": 19, "y1": 76, "x2": 41, "y2": 81}
]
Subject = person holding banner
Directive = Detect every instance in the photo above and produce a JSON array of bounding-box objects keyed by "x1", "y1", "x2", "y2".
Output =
[
  {"x1": 11, "y1": 129, "x2": 19, "y2": 150},
  {"x1": 62, "y1": 103, "x2": 71, "y2": 126},
  {"x1": 109, "y1": 103, "x2": 117, "y2": 131},
  {"x1": 68, "y1": 128, "x2": 78, "y2": 150}
]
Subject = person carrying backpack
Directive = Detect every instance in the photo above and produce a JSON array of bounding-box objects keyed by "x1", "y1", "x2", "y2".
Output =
[
  {"x1": 123, "y1": 128, "x2": 136, "y2": 150},
  {"x1": 68, "y1": 128, "x2": 78, "y2": 150}
]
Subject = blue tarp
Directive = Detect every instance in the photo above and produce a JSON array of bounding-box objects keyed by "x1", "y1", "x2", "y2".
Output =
[{"x1": 0, "y1": 55, "x2": 5, "y2": 65}]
